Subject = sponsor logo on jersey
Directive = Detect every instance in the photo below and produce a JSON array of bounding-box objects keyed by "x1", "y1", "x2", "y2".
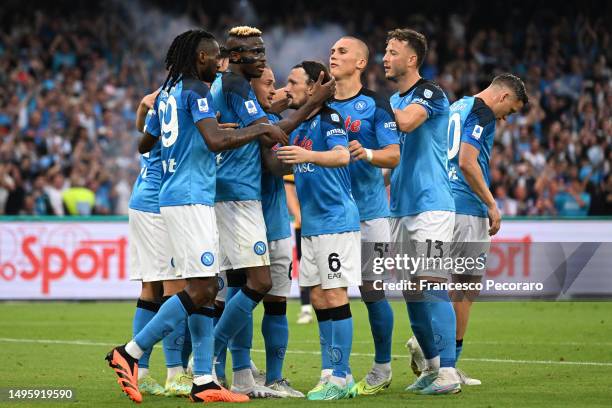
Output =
[
  {"x1": 245, "y1": 100, "x2": 258, "y2": 115},
  {"x1": 310, "y1": 119, "x2": 318, "y2": 129},
  {"x1": 253, "y1": 241, "x2": 267, "y2": 255},
  {"x1": 384, "y1": 121, "x2": 397, "y2": 130},
  {"x1": 200, "y1": 251, "x2": 215, "y2": 266},
  {"x1": 326, "y1": 128, "x2": 346, "y2": 138},
  {"x1": 197, "y1": 97, "x2": 209, "y2": 112},
  {"x1": 330, "y1": 113, "x2": 340, "y2": 122},
  {"x1": 472, "y1": 125, "x2": 483, "y2": 140},
  {"x1": 294, "y1": 163, "x2": 315, "y2": 173},
  {"x1": 354, "y1": 100, "x2": 367, "y2": 111},
  {"x1": 344, "y1": 116, "x2": 362, "y2": 133},
  {"x1": 423, "y1": 89, "x2": 433, "y2": 98}
]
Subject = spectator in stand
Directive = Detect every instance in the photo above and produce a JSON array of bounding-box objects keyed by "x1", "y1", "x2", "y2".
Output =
[{"x1": 0, "y1": 2, "x2": 609, "y2": 216}]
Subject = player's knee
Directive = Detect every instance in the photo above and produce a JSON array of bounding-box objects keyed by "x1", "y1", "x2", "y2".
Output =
[
  {"x1": 186, "y1": 278, "x2": 218, "y2": 307},
  {"x1": 324, "y1": 288, "x2": 348, "y2": 307},
  {"x1": 249, "y1": 277, "x2": 272, "y2": 294},
  {"x1": 246, "y1": 269, "x2": 273, "y2": 294},
  {"x1": 140, "y1": 281, "x2": 162, "y2": 302}
]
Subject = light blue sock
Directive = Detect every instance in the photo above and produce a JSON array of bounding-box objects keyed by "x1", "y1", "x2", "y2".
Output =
[
  {"x1": 314, "y1": 309, "x2": 333, "y2": 370},
  {"x1": 161, "y1": 295, "x2": 186, "y2": 369},
  {"x1": 365, "y1": 299, "x2": 394, "y2": 364},
  {"x1": 213, "y1": 304, "x2": 227, "y2": 380},
  {"x1": 213, "y1": 286, "x2": 240, "y2": 379},
  {"x1": 132, "y1": 299, "x2": 159, "y2": 369},
  {"x1": 181, "y1": 320, "x2": 192, "y2": 369},
  {"x1": 134, "y1": 295, "x2": 188, "y2": 352},
  {"x1": 262, "y1": 302, "x2": 288, "y2": 383},
  {"x1": 405, "y1": 301, "x2": 438, "y2": 359},
  {"x1": 229, "y1": 314, "x2": 253, "y2": 371},
  {"x1": 213, "y1": 288, "x2": 261, "y2": 358},
  {"x1": 330, "y1": 305, "x2": 353, "y2": 379},
  {"x1": 427, "y1": 290, "x2": 456, "y2": 368},
  {"x1": 188, "y1": 309, "x2": 215, "y2": 376}
]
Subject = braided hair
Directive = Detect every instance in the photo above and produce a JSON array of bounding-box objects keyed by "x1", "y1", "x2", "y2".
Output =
[{"x1": 162, "y1": 29, "x2": 216, "y2": 91}]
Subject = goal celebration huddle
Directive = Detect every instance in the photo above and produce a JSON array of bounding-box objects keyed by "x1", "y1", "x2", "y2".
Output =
[{"x1": 106, "y1": 24, "x2": 527, "y2": 403}]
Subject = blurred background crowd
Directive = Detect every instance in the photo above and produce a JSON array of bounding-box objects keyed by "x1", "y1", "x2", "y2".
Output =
[{"x1": 0, "y1": 0, "x2": 610, "y2": 216}]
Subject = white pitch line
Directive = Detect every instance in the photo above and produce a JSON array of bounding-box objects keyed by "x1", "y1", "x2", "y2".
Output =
[{"x1": 2, "y1": 337, "x2": 612, "y2": 367}]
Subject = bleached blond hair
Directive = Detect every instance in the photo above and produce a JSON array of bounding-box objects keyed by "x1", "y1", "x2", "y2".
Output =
[{"x1": 228, "y1": 26, "x2": 262, "y2": 37}]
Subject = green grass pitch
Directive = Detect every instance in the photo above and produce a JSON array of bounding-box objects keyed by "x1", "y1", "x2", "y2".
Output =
[{"x1": 1, "y1": 301, "x2": 611, "y2": 407}]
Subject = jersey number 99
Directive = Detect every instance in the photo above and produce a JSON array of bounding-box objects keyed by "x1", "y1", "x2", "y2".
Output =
[{"x1": 159, "y1": 96, "x2": 179, "y2": 147}]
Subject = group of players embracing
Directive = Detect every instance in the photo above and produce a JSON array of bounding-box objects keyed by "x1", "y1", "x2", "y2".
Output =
[{"x1": 105, "y1": 24, "x2": 527, "y2": 403}]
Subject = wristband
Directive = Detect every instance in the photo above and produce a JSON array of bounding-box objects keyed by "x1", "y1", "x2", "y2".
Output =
[{"x1": 364, "y1": 148, "x2": 374, "y2": 162}]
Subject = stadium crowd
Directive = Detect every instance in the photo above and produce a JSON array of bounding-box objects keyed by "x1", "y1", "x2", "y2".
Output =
[{"x1": 0, "y1": 1, "x2": 610, "y2": 216}]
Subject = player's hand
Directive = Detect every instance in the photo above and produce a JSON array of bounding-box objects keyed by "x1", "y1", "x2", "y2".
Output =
[
  {"x1": 488, "y1": 204, "x2": 501, "y2": 236},
  {"x1": 277, "y1": 145, "x2": 313, "y2": 164},
  {"x1": 140, "y1": 89, "x2": 160, "y2": 109},
  {"x1": 348, "y1": 140, "x2": 367, "y2": 161},
  {"x1": 218, "y1": 122, "x2": 239, "y2": 129},
  {"x1": 262, "y1": 124, "x2": 289, "y2": 146},
  {"x1": 309, "y1": 71, "x2": 336, "y2": 106}
]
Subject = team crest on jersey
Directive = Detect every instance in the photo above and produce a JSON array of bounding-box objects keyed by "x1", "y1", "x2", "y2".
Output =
[
  {"x1": 423, "y1": 89, "x2": 433, "y2": 98},
  {"x1": 217, "y1": 276, "x2": 225, "y2": 290},
  {"x1": 330, "y1": 113, "x2": 340, "y2": 122},
  {"x1": 200, "y1": 252, "x2": 215, "y2": 266},
  {"x1": 354, "y1": 100, "x2": 367, "y2": 111},
  {"x1": 253, "y1": 241, "x2": 267, "y2": 255},
  {"x1": 245, "y1": 100, "x2": 258, "y2": 115},
  {"x1": 472, "y1": 125, "x2": 483, "y2": 140},
  {"x1": 197, "y1": 97, "x2": 209, "y2": 112},
  {"x1": 345, "y1": 115, "x2": 361, "y2": 133}
]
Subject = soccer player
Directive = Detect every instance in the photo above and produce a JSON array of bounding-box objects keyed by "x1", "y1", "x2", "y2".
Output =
[
  {"x1": 129, "y1": 88, "x2": 167, "y2": 397},
  {"x1": 383, "y1": 28, "x2": 459, "y2": 394},
  {"x1": 277, "y1": 61, "x2": 361, "y2": 401},
  {"x1": 328, "y1": 36, "x2": 400, "y2": 396},
  {"x1": 210, "y1": 26, "x2": 333, "y2": 398},
  {"x1": 447, "y1": 74, "x2": 527, "y2": 383},
  {"x1": 132, "y1": 32, "x2": 200, "y2": 399},
  {"x1": 250, "y1": 66, "x2": 307, "y2": 397},
  {"x1": 105, "y1": 28, "x2": 286, "y2": 404}
]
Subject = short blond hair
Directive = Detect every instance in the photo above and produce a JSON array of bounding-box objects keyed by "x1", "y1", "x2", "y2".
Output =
[{"x1": 228, "y1": 26, "x2": 262, "y2": 37}]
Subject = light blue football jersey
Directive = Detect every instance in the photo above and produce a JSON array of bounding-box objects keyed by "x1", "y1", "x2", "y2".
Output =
[
  {"x1": 261, "y1": 113, "x2": 291, "y2": 242},
  {"x1": 389, "y1": 79, "x2": 455, "y2": 217},
  {"x1": 145, "y1": 78, "x2": 217, "y2": 207},
  {"x1": 329, "y1": 88, "x2": 399, "y2": 221},
  {"x1": 449, "y1": 96, "x2": 496, "y2": 218},
  {"x1": 211, "y1": 71, "x2": 267, "y2": 202},
  {"x1": 290, "y1": 106, "x2": 360, "y2": 237},
  {"x1": 129, "y1": 109, "x2": 162, "y2": 213}
]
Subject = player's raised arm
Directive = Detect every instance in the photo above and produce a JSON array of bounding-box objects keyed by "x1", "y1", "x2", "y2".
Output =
[
  {"x1": 196, "y1": 118, "x2": 286, "y2": 152},
  {"x1": 274, "y1": 72, "x2": 336, "y2": 135},
  {"x1": 277, "y1": 108, "x2": 350, "y2": 168},
  {"x1": 135, "y1": 90, "x2": 160, "y2": 132},
  {"x1": 393, "y1": 82, "x2": 447, "y2": 133},
  {"x1": 348, "y1": 92, "x2": 400, "y2": 168},
  {"x1": 137, "y1": 95, "x2": 161, "y2": 154}
]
